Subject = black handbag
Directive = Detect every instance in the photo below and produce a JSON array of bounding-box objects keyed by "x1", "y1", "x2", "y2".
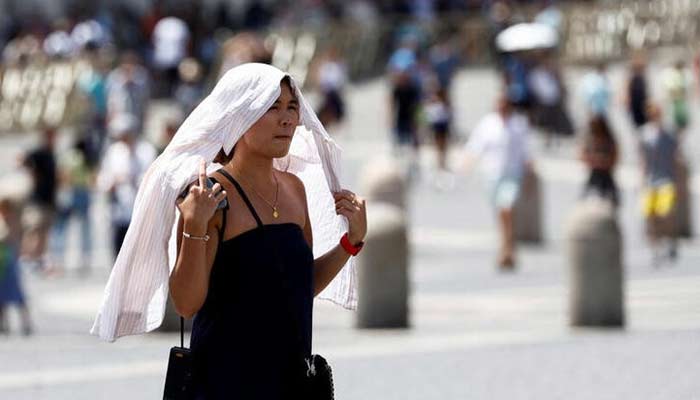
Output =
[
  {"x1": 280, "y1": 283, "x2": 336, "y2": 399},
  {"x1": 162, "y1": 317, "x2": 194, "y2": 400},
  {"x1": 303, "y1": 354, "x2": 335, "y2": 400},
  {"x1": 164, "y1": 176, "x2": 224, "y2": 400}
]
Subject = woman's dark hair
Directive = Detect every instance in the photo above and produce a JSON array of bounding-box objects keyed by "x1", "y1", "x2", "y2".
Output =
[
  {"x1": 214, "y1": 146, "x2": 235, "y2": 164},
  {"x1": 281, "y1": 75, "x2": 297, "y2": 98}
]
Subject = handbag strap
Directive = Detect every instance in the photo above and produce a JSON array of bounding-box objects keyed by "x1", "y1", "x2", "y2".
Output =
[{"x1": 180, "y1": 316, "x2": 184, "y2": 348}]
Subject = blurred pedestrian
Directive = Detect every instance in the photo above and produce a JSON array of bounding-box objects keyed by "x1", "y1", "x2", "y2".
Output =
[
  {"x1": 97, "y1": 114, "x2": 156, "y2": 259},
  {"x1": 580, "y1": 116, "x2": 619, "y2": 207},
  {"x1": 106, "y1": 51, "x2": 150, "y2": 136},
  {"x1": 151, "y1": 15, "x2": 190, "y2": 97},
  {"x1": 314, "y1": 47, "x2": 347, "y2": 130},
  {"x1": 51, "y1": 137, "x2": 94, "y2": 276},
  {"x1": 19, "y1": 127, "x2": 58, "y2": 274},
  {"x1": 640, "y1": 103, "x2": 679, "y2": 266},
  {"x1": 423, "y1": 81, "x2": 451, "y2": 173},
  {"x1": 425, "y1": 38, "x2": 458, "y2": 187},
  {"x1": 528, "y1": 56, "x2": 574, "y2": 148},
  {"x1": 462, "y1": 95, "x2": 532, "y2": 270},
  {"x1": 91, "y1": 64, "x2": 365, "y2": 398},
  {"x1": 0, "y1": 196, "x2": 33, "y2": 335},
  {"x1": 389, "y1": 68, "x2": 422, "y2": 177},
  {"x1": 174, "y1": 57, "x2": 205, "y2": 116},
  {"x1": 75, "y1": 43, "x2": 109, "y2": 166},
  {"x1": 626, "y1": 55, "x2": 649, "y2": 132}
]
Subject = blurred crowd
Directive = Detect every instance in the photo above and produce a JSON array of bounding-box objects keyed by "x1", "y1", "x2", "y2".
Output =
[
  {"x1": 0, "y1": 0, "x2": 697, "y2": 336},
  {"x1": 380, "y1": 0, "x2": 697, "y2": 274},
  {"x1": 464, "y1": 50, "x2": 696, "y2": 272}
]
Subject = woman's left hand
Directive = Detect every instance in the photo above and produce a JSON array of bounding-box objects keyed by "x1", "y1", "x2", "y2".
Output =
[{"x1": 333, "y1": 189, "x2": 367, "y2": 245}]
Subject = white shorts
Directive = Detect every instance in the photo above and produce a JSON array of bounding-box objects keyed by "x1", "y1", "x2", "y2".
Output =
[{"x1": 489, "y1": 177, "x2": 522, "y2": 210}]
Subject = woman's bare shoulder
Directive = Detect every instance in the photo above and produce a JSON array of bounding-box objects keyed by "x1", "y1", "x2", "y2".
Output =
[
  {"x1": 278, "y1": 171, "x2": 309, "y2": 209},
  {"x1": 278, "y1": 170, "x2": 305, "y2": 190}
]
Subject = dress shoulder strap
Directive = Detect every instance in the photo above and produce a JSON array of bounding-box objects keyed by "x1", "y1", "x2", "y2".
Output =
[
  {"x1": 215, "y1": 168, "x2": 263, "y2": 227},
  {"x1": 208, "y1": 177, "x2": 228, "y2": 242}
]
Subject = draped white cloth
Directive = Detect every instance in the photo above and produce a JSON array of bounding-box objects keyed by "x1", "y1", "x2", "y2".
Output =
[{"x1": 91, "y1": 63, "x2": 357, "y2": 342}]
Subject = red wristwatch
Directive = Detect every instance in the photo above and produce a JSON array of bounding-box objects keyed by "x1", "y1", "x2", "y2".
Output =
[{"x1": 340, "y1": 233, "x2": 364, "y2": 256}]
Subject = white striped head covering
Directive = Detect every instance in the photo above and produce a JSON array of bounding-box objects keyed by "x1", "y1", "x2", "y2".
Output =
[{"x1": 91, "y1": 63, "x2": 357, "y2": 342}]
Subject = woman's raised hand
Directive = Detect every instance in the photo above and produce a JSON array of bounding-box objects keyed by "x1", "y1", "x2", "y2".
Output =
[
  {"x1": 333, "y1": 189, "x2": 367, "y2": 245},
  {"x1": 177, "y1": 159, "x2": 227, "y2": 227}
]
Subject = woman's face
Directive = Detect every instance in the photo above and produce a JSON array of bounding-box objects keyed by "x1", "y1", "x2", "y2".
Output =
[{"x1": 241, "y1": 80, "x2": 300, "y2": 159}]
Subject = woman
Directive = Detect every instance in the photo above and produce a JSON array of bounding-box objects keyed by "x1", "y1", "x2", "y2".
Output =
[
  {"x1": 424, "y1": 85, "x2": 451, "y2": 172},
  {"x1": 91, "y1": 64, "x2": 366, "y2": 397},
  {"x1": 580, "y1": 116, "x2": 619, "y2": 207},
  {"x1": 174, "y1": 76, "x2": 366, "y2": 397}
]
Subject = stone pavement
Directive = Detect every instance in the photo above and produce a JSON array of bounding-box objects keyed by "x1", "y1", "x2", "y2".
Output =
[{"x1": 1, "y1": 62, "x2": 699, "y2": 399}]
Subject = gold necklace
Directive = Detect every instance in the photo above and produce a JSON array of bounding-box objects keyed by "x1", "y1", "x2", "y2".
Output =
[{"x1": 233, "y1": 169, "x2": 280, "y2": 219}]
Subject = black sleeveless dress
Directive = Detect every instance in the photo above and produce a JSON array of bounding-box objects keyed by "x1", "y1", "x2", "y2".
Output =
[{"x1": 190, "y1": 170, "x2": 314, "y2": 399}]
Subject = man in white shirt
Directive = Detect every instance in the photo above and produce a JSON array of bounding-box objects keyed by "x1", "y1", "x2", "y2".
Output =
[
  {"x1": 98, "y1": 114, "x2": 157, "y2": 260},
  {"x1": 463, "y1": 96, "x2": 532, "y2": 270},
  {"x1": 152, "y1": 16, "x2": 190, "y2": 97}
]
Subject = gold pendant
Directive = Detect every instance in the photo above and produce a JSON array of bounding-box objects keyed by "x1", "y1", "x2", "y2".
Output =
[{"x1": 273, "y1": 208, "x2": 279, "y2": 219}]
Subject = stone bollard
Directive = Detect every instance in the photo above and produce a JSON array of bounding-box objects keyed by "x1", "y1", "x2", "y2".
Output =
[
  {"x1": 358, "y1": 157, "x2": 407, "y2": 210},
  {"x1": 566, "y1": 198, "x2": 624, "y2": 327},
  {"x1": 514, "y1": 166, "x2": 544, "y2": 244},
  {"x1": 356, "y1": 203, "x2": 410, "y2": 329},
  {"x1": 159, "y1": 298, "x2": 193, "y2": 332},
  {"x1": 675, "y1": 158, "x2": 693, "y2": 238}
]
